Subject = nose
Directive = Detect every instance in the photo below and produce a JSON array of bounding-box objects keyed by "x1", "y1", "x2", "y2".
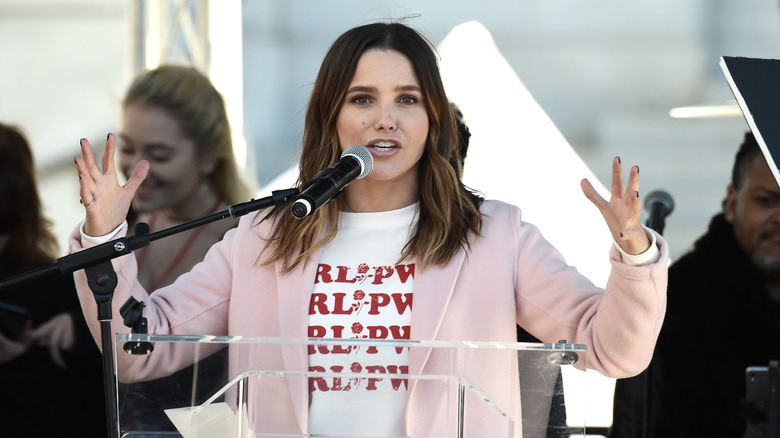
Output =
[
  {"x1": 119, "y1": 149, "x2": 143, "y2": 178},
  {"x1": 771, "y1": 205, "x2": 780, "y2": 223},
  {"x1": 373, "y1": 102, "x2": 396, "y2": 131}
]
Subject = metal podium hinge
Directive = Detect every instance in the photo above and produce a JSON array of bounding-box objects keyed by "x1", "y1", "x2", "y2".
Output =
[{"x1": 548, "y1": 339, "x2": 579, "y2": 365}]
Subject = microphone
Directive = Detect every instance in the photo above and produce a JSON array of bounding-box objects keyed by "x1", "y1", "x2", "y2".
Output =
[
  {"x1": 290, "y1": 145, "x2": 374, "y2": 219},
  {"x1": 644, "y1": 189, "x2": 674, "y2": 235}
]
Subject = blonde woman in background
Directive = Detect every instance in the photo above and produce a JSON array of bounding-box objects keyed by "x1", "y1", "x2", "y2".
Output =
[
  {"x1": 120, "y1": 65, "x2": 252, "y2": 292},
  {"x1": 115, "y1": 65, "x2": 252, "y2": 432}
]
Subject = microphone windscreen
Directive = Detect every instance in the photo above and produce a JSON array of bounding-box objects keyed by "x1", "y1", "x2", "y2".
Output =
[
  {"x1": 342, "y1": 145, "x2": 374, "y2": 179},
  {"x1": 643, "y1": 189, "x2": 675, "y2": 213}
]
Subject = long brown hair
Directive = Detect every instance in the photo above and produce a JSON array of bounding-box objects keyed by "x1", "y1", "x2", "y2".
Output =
[
  {"x1": 260, "y1": 22, "x2": 483, "y2": 272},
  {"x1": 123, "y1": 65, "x2": 252, "y2": 204},
  {"x1": 0, "y1": 124, "x2": 59, "y2": 273}
]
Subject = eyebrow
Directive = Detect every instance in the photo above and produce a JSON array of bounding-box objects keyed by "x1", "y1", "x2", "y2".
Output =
[
  {"x1": 752, "y1": 186, "x2": 780, "y2": 196},
  {"x1": 346, "y1": 85, "x2": 422, "y2": 94},
  {"x1": 118, "y1": 134, "x2": 176, "y2": 151}
]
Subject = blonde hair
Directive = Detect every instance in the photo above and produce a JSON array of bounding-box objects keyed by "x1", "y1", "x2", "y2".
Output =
[{"x1": 123, "y1": 65, "x2": 252, "y2": 204}]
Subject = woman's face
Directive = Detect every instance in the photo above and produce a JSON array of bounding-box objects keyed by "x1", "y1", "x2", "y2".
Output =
[
  {"x1": 336, "y1": 49, "x2": 429, "y2": 192},
  {"x1": 119, "y1": 102, "x2": 214, "y2": 215}
]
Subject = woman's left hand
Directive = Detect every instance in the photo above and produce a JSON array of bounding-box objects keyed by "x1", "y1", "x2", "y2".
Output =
[{"x1": 581, "y1": 156, "x2": 650, "y2": 255}]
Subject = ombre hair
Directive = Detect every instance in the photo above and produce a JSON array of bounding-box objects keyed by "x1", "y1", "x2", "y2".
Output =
[
  {"x1": 259, "y1": 22, "x2": 484, "y2": 273},
  {"x1": 123, "y1": 65, "x2": 252, "y2": 204},
  {"x1": 0, "y1": 124, "x2": 59, "y2": 272}
]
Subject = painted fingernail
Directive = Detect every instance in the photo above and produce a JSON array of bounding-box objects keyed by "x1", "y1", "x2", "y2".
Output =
[
  {"x1": 617, "y1": 156, "x2": 621, "y2": 164},
  {"x1": 106, "y1": 133, "x2": 110, "y2": 140},
  {"x1": 73, "y1": 157, "x2": 77, "y2": 165},
  {"x1": 619, "y1": 232, "x2": 624, "y2": 238},
  {"x1": 636, "y1": 191, "x2": 640, "y2": 198},
  {"x1": 636, "y1": 165, "x2": 639, "y2": 174}
]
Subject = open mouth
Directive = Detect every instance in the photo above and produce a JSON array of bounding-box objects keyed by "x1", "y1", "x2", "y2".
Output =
[
  {"x1": 135, "y1": 183, "x2": 159, "y2": 200},
  {"x1": 368, "y1": 141, "x2": 397, "y2": 152}
]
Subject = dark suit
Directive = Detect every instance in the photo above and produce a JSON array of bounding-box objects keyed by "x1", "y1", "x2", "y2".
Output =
[{"x1": 611, "y1": 213, "x2": 780, "y2": 437}]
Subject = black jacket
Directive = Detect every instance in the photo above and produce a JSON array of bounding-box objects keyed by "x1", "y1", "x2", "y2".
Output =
[
  {"x1": 652, "y1": 213, "x2": 780, "y2": 436},
  {"x1": 0, "y1": 256, "x2": 107, "y2": 438}
]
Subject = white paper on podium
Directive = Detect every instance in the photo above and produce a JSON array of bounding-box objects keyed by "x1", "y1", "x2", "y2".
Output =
[{"x1": 165, "y1": 402, "x2": 247, "y2": 438}]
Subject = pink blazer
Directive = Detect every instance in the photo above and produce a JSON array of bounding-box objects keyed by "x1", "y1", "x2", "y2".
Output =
[{"x1": 70, "y1": 200, "x2": 667, "y2": 436}]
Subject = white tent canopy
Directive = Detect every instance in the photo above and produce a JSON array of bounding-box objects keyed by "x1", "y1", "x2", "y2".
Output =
[{"x1": 439, "y1": 21, "x2": 613, "y2": 288}]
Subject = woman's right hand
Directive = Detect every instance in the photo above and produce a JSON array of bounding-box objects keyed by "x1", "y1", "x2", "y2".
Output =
[{"x1": 75, "y1": 133, "x2": 149, "y2": 237}]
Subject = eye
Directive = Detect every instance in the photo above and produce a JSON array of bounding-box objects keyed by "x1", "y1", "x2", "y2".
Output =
[
  {"x1": 147, "y1": 152, "x2": 173, "y2": 163},
  {"x1": 352, "y1": 95, "x2": 371, "y2": 105},
  {"x1": 755, "y1": 195, "x2": 780, "y2": 207},
  {"x1": 399, "y1": 95, "x2": 418, "y2": 105}
]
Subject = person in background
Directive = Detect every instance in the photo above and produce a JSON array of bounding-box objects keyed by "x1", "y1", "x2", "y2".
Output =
[
  {"x1": 451, "y1": 102, "x2": 471, "y2": 169},
  {"x1": 612, "y1": 131, "x2": 780, "y2": 437},
  {"x1": 120, "y1": 64, "x2": 252, "y2": 290},
  {"x1": 115, "y1": 64, "x2": 253, "y2": 432},
  {"x1": 71, "y1": 22, "x2": 667, "y2": 436},
  {"x1": 0, "y1": 123, "x2": 106, "y2": 437}
]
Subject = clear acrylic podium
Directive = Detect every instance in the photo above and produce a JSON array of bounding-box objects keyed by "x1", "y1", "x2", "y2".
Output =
[{"x1": 113, "y1": 334, "x2": 591, "y2": 438}]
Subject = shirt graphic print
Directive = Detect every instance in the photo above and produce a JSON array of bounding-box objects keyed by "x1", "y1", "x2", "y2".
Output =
[{"x1": 308, "y1": 203, "x2": 417, "y2": 436}]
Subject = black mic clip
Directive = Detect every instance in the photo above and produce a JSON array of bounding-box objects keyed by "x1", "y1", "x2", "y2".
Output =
[{"x1": 120, "y1": 296, "x2": 154, "y2": 355}]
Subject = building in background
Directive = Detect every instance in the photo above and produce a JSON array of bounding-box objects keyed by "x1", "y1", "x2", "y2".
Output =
[{"x1": 3, "y1": 1, "x2": 767, "y2": 258}]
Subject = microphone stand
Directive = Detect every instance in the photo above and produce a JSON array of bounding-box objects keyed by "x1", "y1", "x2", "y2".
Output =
[{"x1": 0, "y1": 188, "x2": 299, "y2": 438}]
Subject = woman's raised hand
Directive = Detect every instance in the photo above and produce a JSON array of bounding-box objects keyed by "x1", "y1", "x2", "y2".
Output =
[
  {"x1": 74, "y1": 134, "x2": 149, "y2": 237},
  {"x1": 581, "y1": 156, "x2": 650, "y2": 255}
]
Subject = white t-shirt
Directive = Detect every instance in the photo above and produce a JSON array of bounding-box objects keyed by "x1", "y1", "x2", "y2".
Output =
[{"x1": 308, "y1": 203, "x2": 417, "y2": 436}]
